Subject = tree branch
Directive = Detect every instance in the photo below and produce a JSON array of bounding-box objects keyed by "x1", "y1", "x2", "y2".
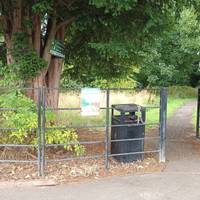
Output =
[
  {"x1": 56, "y1": 16, "x2": 75, "y2": 32},
  {"x1": 57, "y1": 0, "x2": 75, "y2": 9},
  {"x1": 0, "y1": 15, "x2": 12, "y2": 38},
  {"x1": 42, "y1": 17, "x2": 57, "y2": 62}
]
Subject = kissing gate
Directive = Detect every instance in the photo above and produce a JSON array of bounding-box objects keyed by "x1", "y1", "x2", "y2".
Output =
[{"x1": 0, "y1": 87, "x2": 168, "y2": 176}]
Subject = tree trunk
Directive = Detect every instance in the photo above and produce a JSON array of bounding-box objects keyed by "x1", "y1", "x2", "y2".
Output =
[
  {"x1": 29, "y1": 26, "x2": 65, "y2": 108},
  {"x1": 33, "y1": 14, "x2": 41, "y2": 54},
  {"x1": 5, "y1": 34, "x2": 13, "y2": 64},
  {"x1": 28, "y1": 58, "x2": 63, "y2": 108},
  {"x1": 45, "y1": 26, "x2": 65, "y2": 108},
  {"x1": 45, "y1": 58, "x2": 63, "y2": 107},
  {"x1": 28, "y1": 59, "x2": 63, "y2": 108},
  {"x1": 25, "y1": 13, "x2": 41, "y2": 99},
  {"x1": 26, "y1": 74, "x2": 44, "y2": 103},
  {"x1": 2, "y1": 1, "x2": 72, "y2": 108}
]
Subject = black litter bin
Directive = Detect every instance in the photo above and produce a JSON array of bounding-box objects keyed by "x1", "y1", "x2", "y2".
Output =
[{"x1": 111, "y1": 104, "x2": 146, "y2": 163}]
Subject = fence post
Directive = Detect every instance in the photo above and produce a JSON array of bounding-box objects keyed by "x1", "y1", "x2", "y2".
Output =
[
  {"x1": 159, "y1": 87, "x2": 167, "y2": 163},
  {"x1": 41, "y1": 87, "x2": 46, "y2": 176},
  {"x1": 105, "y1": 89, "x2": 110, "y2": 169},
  {"x1": 196, "y1": 88, "x2": 200, "y2": 138},
  {"x1": 37, "y1": 88, "x2": 42, "y2": 176}
]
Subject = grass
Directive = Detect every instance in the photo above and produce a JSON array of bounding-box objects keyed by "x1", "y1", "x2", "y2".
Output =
[
  {"x1": 192, "y1": 109, "x2": 197, "y2": 130},
  {"x1": 55, "y1": 88, "x2": 195, "y2": 128},
  {"x1": 146, "y1": 97, "x2": 194, "y2": 127}
]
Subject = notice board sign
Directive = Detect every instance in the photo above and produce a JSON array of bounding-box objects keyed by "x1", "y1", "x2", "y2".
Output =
[
  {"x1": 50, "y1": 40, "x2": 65, "y2": 59},
  {"x1": 81, "y1": 88, "x2": 100, "y2": 116}
]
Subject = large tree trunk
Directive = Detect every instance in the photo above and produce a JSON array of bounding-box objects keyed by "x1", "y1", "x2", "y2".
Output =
[
  {"x1": 45, "y1": 58, "x2": 63, "y2": 107},
  {"x1": 30, "y1": 26, "x2": 65, "y2": 108},
  {"x1": 26, "y1": 15, "x2": 58, "y2": 105},
  {"x1": 25, "y1": 13, "x2": 43, "y2": 102},
  {"x1": 1, "y1": 1, "x2": 74, "y2": 108},
  {"x1": 4, "y1": 0, "x2": 22, "y2": 65},
  {"x1": 29, "y1": 58, "x2": 63, "y2": 108},
  {"x1": 45, "y1": 26, "x2": 65, "y2": 108},
  {"x1": 26, "y1": 74, "x2": 44, "y2": 103}
]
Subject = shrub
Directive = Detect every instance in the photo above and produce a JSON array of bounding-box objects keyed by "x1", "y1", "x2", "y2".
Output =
[
  {"x1": 0, "y1": 90, "x2": 85, "y2": 156},
  {"x1": 61, "y1": 76, "x2": 83, "y2": 90},
  {"x1": 89, "y1": 78, "x2": 136, "y2": 88},
  {"x1": 168, "y1": 86, "x2": 197, "y2": 98}
]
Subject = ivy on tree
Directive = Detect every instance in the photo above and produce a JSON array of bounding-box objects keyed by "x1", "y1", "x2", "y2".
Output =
[{"x1": 11, "y1": 32, "x2": 47, "y2": 80}]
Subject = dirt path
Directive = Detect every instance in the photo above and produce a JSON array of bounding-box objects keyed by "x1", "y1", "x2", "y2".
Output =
[{"x1": 164, "y1": 101, "x2": 200, "y2": 172}]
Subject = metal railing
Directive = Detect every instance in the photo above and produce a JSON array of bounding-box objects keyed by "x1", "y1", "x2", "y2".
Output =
[
  {"x1": 0, "y1": 87, "x2": 167, "y2": 176},
  {"x1": 0, "y1": 88, "x2": 41, "y2": 175},
  {"x1": 196, "y1": 88, "x2": 200, "y2": 138}
]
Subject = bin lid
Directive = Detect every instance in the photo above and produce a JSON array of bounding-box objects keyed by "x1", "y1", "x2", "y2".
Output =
[{"x1": 112, "y1": 104, "x2": 145, "y2": 112}]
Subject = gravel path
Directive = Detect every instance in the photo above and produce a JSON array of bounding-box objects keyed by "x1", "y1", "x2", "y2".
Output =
[{"x1": 164, "y1": 101, "x2": 200, "y2": 172}]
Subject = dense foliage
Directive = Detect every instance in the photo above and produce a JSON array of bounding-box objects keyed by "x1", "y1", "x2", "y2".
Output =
[
  {"x1": 62, "y1": 1, "x2": 200, "y2": 88},
  {"x1": 63, "y1": 0, "x2": 174, "y2": 86},
  {"x1": 0, "y1": 91, "x2": 85, "y2": 156},
  {"x1": 134, "y1": 6, "x2": 200, "y2": 87},
  {"x1": 0, "y1": 0, "x2": 199, "y2": 90},
  {"x1": 11, "y1": 32, "x2": 47, "y2": 80}
]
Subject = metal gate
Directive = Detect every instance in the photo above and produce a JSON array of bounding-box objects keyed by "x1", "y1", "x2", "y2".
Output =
[{"x1": 0, "y1": 87, "x2": 167, "y2": 176}]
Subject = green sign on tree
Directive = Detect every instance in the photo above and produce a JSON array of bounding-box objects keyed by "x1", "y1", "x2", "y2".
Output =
[{"x1": 50, "y1": 40, "x2": 65, "y2": 59}]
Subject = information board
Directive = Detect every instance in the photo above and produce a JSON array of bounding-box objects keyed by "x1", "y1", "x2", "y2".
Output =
[
  {"x1": 50, "y1": 40, "x2": 65, "y2": 58},
  {"x1": 81, "y1": 88, "x2": 100, "y2": 116}
]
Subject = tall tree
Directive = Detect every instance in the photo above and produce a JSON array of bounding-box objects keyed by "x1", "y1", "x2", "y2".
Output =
[
  {"x1": 0, "y1": 0, "x2": 176, "y2": 107},
  {"x1": 0, "y1": 0, "x2": 76, "y2": 107},
  {"x1": 134, "y1": 6, "x2": 200, "y2": 87}
]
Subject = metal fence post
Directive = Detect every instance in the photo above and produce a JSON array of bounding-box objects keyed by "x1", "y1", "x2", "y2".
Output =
[
  {"x1": 105, "y1": 89, "x2": 110, "y2": 169},
  {"x1": 37, "y1": 88, "x2": 42, "y2": 176},
  {"x1": 159, "y1": 87, "x2": 167, "y2": 163},
  {"x1": 41, "y1": 87, "x2": 46, "y2": 176},
  {"x1": 196, "y1": 88, "x2": 200, "y2": 138}
]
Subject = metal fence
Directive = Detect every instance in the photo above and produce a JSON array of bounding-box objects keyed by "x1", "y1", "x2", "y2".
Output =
[
  {"x1": 0, "y1": 87, "x2": 41, "y2": 175},
  {"x1": 196, "y1": 88, "x2": 200, "y2": 138},
  {"x1": 0, "y1": 87, "x2": 167, "y2": 176}
]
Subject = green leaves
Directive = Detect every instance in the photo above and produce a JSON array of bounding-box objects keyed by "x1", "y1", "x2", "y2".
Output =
[
  {"x1": 89, "y1": 42, "x2": 130, "y2": 59},
  {"x1": 11, "y1": 32, "x2": 47, "y2": 80},
  {"x1": 134, "y1": 5, "x2": 200, "y2": 87},
  {"x1": 89, "y1": 0, "x2": 137, "y2": 15},
  {"x1": 63, "y1": 0, "x2": 180, "y2": 86},
  {"x1": 0, "y1": 91, "x2": 85, "y2": 156},
  {"x1": 0, "y1": 91, "x2": 38, "y2": 143},
  {"x1": 177, "y1": 7, "x2": 200, "y2": 53},
  {"x1": 32, "y1": 0, "x2": 54, "y2": 14},
  {"x1": 46, "y1": 129, "x2": 85, "y2": 156},
  {"x1": 1, "y1": 0, "x2": 199, "y2": 88}
]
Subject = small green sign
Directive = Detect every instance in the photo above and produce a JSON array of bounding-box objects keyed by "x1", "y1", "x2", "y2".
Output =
[{"x1": 50, "y1": 40, "x2": 65, "y2": 58}]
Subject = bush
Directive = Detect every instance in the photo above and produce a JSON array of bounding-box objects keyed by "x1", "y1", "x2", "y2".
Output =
[
  {"x1": 0, "y1": 91, "x2": 85, "y2": 156},
  {"x1": 168, "y1": 86, "x2": 197, "y2": 98},
  {"x1": 61, "y1": 76, "x2": 83, "y2": 90},
  {"x1": 89, "y1": 78, "x2": 136, "y2": 88}
]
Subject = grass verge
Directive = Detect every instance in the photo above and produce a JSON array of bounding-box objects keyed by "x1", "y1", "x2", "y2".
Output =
[
  {"x1": 56, "y1": 91, "x2": 194, "y2": 127},
  {"x1": 146, "y1": 97, "x2": 193, "y2": 127}
]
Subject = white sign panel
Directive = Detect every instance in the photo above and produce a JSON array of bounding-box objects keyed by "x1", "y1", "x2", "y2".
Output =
[{"x1": 81, "y1": 88, "x2": 100, "y2": 116}]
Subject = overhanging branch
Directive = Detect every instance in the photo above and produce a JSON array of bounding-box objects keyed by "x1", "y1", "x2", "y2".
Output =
[{"x1": 56, "y1": 16, "x2": 75, "y2": 32}]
